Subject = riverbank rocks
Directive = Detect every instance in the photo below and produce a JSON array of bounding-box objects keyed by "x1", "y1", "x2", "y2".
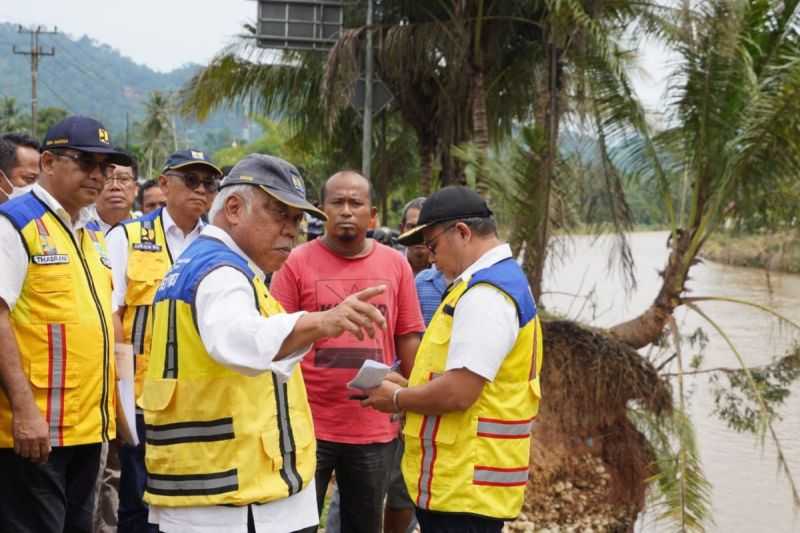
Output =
[{"x1": 504, "y1": 454, "x2": 634, "y2": 533}]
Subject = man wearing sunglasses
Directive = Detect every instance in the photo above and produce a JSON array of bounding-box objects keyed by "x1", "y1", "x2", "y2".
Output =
[
  {"x1": 104, "y1": 148, "x2": 222, "y2": 533},
  {"x1": 0, "y1": 116, "x2": 132, "y2": 532},
  {"x1": 362, "y1": 186, "x2": 544, "y2": 533}
]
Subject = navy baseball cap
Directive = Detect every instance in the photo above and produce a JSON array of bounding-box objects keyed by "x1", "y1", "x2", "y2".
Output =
[
  {"x1": 42, "y1": 116, "x2": 132, "y2": 165},
  {"x1": 398, "y1": 186, "x2": 493, "y2": 245},
  {"x1": 220, "y1": 154, "x2": 327, "y2": 221},
  {"x1": 162, "y1": 149, "x2": 222, "y2": 176}
]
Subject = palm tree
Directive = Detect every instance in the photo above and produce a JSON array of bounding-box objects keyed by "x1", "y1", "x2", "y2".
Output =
[{"x1": 139, "y1": 91, "x2": 178, "y2": 177}]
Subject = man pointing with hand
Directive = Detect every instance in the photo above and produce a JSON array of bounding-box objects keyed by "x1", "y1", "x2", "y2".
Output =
[{"x1": 139, "y1": 154, "x2": 387, "y2": 533}]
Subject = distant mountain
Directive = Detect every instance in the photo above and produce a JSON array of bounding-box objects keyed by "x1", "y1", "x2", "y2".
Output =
[{"x1": 0, "y1": 22, "x2": 253, "y2": 148}]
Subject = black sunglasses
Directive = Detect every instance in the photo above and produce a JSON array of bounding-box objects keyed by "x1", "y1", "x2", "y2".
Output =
[
  {"x1": 165, "y1": 171, "x2": 220, "y2": 193},
  {"x1": 50, "y1": 151, "x2": 115, "y2": 178}
]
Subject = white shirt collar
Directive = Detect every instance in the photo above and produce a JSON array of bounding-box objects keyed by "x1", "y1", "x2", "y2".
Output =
[
  {"x1": 201, "y1": 225, "x2": 266, "y2": 280},
  {"x1": 32, "y1": 183, "x2": 93, "y2": 232},
  {"x1": 161, "y1": 206, "x2": 204, "y2": 237},
  {"x1": 454, "y1": 243, "x2": 513, "y2": 285}
]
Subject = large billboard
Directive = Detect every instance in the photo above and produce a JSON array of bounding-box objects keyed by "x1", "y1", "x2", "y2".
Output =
[{"x1": 257, "y1": 0, "x2": 343, "y2": 51}]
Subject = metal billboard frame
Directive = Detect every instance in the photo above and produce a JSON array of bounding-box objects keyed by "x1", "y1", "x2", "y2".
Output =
[{"x1": 256, "y1": 0, "x2": 344, "y2": 51}]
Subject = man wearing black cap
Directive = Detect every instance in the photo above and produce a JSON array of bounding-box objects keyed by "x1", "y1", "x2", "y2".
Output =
[
  {"x1": 103, "y1": 148, "x2": 222, "y2": 532},
  {"x1": 362, "y1": 186, "x2": 544, "y2": 533},
  {"x1": 0, "y1": 116, "x2": 132, "y2": 532},
  {"x1": 140, "y1": 154, "x2": 387, "y2": 533}
]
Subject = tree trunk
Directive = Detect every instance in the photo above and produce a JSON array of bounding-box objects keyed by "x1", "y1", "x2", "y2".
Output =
[
  {"x1": 472, "y1": 67, "x2": 491, "y2": 199},
  {"x1": 419, "y1": 138, "x2": 434, "y2": 195},
  {"x1": 523, "y1": 43, "x2": 560, "y2": 302},
  {"x1": 608, "y1": 229, "x2": 694, "y2": 349}
]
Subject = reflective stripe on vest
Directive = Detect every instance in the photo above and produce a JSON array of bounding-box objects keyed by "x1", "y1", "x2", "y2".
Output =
[
  {"x1": 46, "y1": 324, "x2": 67, "y2": 447},
  {"x1": 416, "y1": 414, "x2": 442, "y2": 509},
  {"x1": 147, "y1": 469, "x2": 239, "y2": 497},
  {"x1": 476, "y1": 417, "x2": 534, "y2": 439},
  {"x1": 273, "y1": 376, "x2": 302, "y2": 495},
  {"x1": 131, "y1": 305, "x2": 149, "y2": 356},
  {"x1": 146, "y1": 417, "x2": 235, "y2": 446},
  {"x1": 473, "y1": 466, "x2": 529, "y2": 487}
]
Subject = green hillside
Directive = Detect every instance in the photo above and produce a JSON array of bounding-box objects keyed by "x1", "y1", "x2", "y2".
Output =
[{"x1": 0, "y1": 22, "x2": 249, "y2": 148}]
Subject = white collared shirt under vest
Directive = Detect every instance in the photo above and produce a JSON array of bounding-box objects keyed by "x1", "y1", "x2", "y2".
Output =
[
  {"x1": 105, "y1": 205, "x2": 204, "y2": 312},
  {"x1": 147, "y1": 224, "x2": 318, "y2": 533},
  {"x1": 0, "y1": 183, "x2": 95, "y2": 309}
]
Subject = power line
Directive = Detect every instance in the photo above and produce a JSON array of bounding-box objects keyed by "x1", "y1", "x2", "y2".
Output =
[{"x1": 12, "y1": 25, "x2": 58, "y2": 135}]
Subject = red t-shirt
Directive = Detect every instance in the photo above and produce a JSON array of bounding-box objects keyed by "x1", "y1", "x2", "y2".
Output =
[{"x1": 270, "y1": 239, "x2": 425, "y2": 444}]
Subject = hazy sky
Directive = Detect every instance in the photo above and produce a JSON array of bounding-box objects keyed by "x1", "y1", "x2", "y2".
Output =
[{"x1": 0, "y1": 0, "x2": 669, "y2": 110}]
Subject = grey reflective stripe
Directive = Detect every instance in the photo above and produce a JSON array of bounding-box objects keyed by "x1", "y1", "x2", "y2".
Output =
[
  {"x1": 146, "y1": 417, "x2": 235, "y2": 445},
  {"x1": 473, "y1": 466, "x2": 529, "y2": 486},
  {"x1": 417, "y1": 415, "x2": 440, "y2": 509},
  {"x1": 147, "y1": 468, "x2": 239, "y2": 496},
  {"x1": 47, "y1": 324, "x2": 65, "y2": 447},
  {"x1": 131, "y1": 305, "x2": 148, "y2": 355},
  {"x1": 274, "y1": 377, "x2": 302, "y2": 495},
  {"x1": 477, "y1": 418, "x2": 533, "y2": 438},
  {"x1": 163, "y1": 300, "x2": 178, "y2": 378}
]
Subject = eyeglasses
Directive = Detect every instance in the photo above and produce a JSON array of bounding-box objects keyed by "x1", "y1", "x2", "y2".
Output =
[
  {"x1": 165, "y1": 171, "x2": 220, "y2": 193},
  {"x1": 105, "y1": 173, "x2": 136, "y2": 187},
  {"x1": 51, "y1": 151, "x2": 115, "y2": 178},
  {"x1": 423, "y1": 222, "x2": 457, "y2": 254}
]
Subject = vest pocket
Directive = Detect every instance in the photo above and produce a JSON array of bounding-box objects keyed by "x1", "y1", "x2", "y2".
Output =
[
  {"x1": 28, "y1": 358, "x2": 80, "y2": 427},
  {"x1": 125, "y1": 253, "x2": 166, "y2": 306},
  {"x1": 139, "y1": 378, "x2": 177, "y2": 412},
  {"x1": 26, "y1": 268, "x2": 78, "y2": 324}
]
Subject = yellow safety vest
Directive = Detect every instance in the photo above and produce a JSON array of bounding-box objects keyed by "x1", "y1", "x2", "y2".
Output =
[
  {"x1": 402, "y1": 258, "x2": 543, "y2": 519},
  {"x1": 0, "y1": 192, "x2": 116, "y2": 448},
  {"x1": 118, "y1": 208, "x2": 172, "y2": 401},
  {"x1": 141, "y1": 236, "x2": 315, "y2": 507}
]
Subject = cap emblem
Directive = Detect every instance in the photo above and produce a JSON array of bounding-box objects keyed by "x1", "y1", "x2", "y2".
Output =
[
  {"x1": 98, "y1": 128, "x2": 110, "y2": 145},
  {"x1": 290, "y1": 173, "x2": 305, "y2": 193},
  {"x1": 191, "y1": 150, "x2": 205, "y2": 160}
]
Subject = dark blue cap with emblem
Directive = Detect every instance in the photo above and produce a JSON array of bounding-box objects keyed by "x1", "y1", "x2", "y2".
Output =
[
  {"x1": 162, "y1": 149, "x2": 222, "y2": 176},
  {"x1": 220, "y1": 153, "x2": 327, "y2": 221},
  {"x1": 42, "y1": 116, "x2": 132, "y2": 166}
]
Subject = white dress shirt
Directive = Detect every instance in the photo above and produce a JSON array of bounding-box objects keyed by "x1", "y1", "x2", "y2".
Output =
[
  {"x1": 445, "y1": 243, "x2": 520, "y2": 381},
  {"x1": 148, "y1": 224, "x2": 318, "y2": 533},
  {"x1": 105, "y1": 206, "x2": 204, "y2": 311},
  {"x1": 0, "y1": 184, "x2": 94, "y2": 309}
]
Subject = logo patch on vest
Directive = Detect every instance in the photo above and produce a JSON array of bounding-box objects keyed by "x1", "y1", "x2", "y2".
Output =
[
  {"x1": 133, "y1": 242, "x2": 162, "y2": 252},
  {"x1": 32, "y1": 254, "x2": 69, "y2": 265}
]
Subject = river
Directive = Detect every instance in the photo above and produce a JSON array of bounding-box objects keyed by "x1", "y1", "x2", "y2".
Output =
[{"x1": 542, "y1": 231, "x2": 800, "y2": 533}]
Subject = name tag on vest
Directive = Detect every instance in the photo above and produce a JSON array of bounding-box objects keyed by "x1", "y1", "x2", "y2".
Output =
[
  {"x1": 133, "y1": 242, "x2": 162, "y2": 252},
  {"x1": 32, "y1": 254, "x2": 69, "y2": 265}
]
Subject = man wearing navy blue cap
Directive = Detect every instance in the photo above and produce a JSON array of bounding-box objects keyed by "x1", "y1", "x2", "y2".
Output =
[
  {"x1": 0, "y1": 116, "x2": 131, "y2": 532},
  {"x1": 105, "y1": 148, "x2": 222, "y2": 533},
  {"x1": 141, "y1": 154, "x2": 386, "y2": 533}
]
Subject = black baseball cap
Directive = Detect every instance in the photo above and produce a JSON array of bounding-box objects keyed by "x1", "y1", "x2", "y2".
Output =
[
  {"x1": 398, "y1": 186, "x2": 493, "y2": 245},
  {"x1": 220, "y1": 154, "x2": 327, "y2": 221},
  {"x1": 162, "y1": 149, "x2": 222, "y2": 176},
  {"x1": 42, "y1": 116, "x2": 132, "y2": 166}
]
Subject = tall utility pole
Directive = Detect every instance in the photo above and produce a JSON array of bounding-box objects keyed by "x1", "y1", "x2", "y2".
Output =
[
  {"x1": 361, "y1": 0, "x2": 374, "y2": 180},
  {"x1": 13, "y1": 25, "x2": 57, "y2": 136}
]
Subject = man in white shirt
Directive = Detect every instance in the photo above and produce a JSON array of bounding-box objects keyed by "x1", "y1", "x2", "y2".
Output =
[
  {"x1": 362, "y1": 186, "x2": 543, "y2": 533},
  {"x1": 89, "y1": 157, "x2": 140, "y2": 234},
  {"x1": 105, "y1": 148, "x2": 222, "y2": 533},
  {"x1": 141, "y1": 154, "x2": 387, "y2": 533},
  {"x1": 0, "y1": 116, "x2": 132, "y2": 533}
]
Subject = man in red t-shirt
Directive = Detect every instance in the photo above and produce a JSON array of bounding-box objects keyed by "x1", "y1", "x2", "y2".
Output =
[{"x1": 271, "y1": 171, "x2": 424, "y2": 533}]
